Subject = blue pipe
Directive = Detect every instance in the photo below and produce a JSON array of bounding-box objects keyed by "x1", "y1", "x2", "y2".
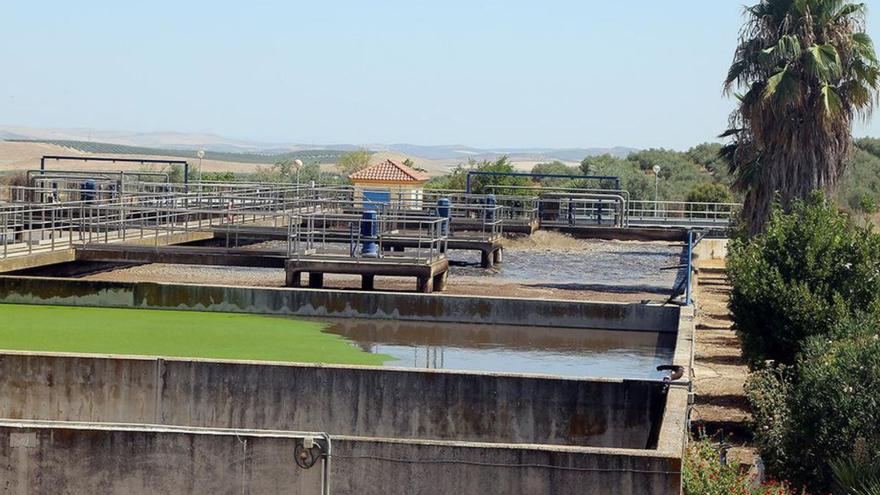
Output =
[
  {"x1": 360, "y1": 210, "x2": 379, "y2": 258},
  {"x1": 437, "y1": 198, "x2": 451, "y2": 235}
]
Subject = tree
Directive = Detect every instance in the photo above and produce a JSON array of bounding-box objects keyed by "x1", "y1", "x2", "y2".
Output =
[
  {"x1": 200, "y1": 171, "x2": 236, "y2": 182},
  {"x1": 402, "y1": 158, "x2": 428, "y2": 173},
  {"x1": 254, "y1": 159, "x2": 320, "y2": 183},
  {"x1": 425, "y1": 156, "x2": 530, "y2": 194},
  {"x1": 686, "y1": 182, "x2": 734, "y2": 204},
  {"x1": 727, "y1": 193, "x2": 880, "y2": 366},
  {"x1": 531, "y1": 161, "x2": 578, "y2": 186},
  {"x1": 336, "y1": 150, "x2": 373, "y2": 176},
  {"x1": 721, "y1": 0, "x2": 880, "y2": 234}
]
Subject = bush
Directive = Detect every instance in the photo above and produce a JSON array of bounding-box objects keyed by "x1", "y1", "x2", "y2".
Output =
[
  {"x1": 727, "y1": 193, "x2": 880, "y2": 366},
  {"x1": 686, "y1": 183, "x2": 736, "y2": 219},
  {"x1": 746, "y1": 317, "x2": 880, "y2": 492},
  {"x1": 683, "y1": 437, "x2": 793, "y2": 495},
  {"x1": 426, "y1": 156, "x2": 531, "y2": 194},
  {"x1": 687, "y1": 182, "x2": 734, "y2": 204}
]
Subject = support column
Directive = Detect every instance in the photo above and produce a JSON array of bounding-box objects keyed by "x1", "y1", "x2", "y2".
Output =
[
  {"x1": 492, "y1": 247, "x2": 503, "y2": 265},
  {"x1": 432, "y1": 271, "x2": 448, "y2": 292},
  {"x1": 285, "y1": 270, "x2": 302, "y2": 287},
  {"x1": 480, "y1": 250, "x2": 494, "y2": 268},
  {"x1": 417, "y1": 276, "x2": 433, "y2": 294},
  {"x1": 308, "y1": 273, "x2": 324, "y2": 289},
  {"x1": 362, "y1": 274, "x2": 375, "y2": 290}
]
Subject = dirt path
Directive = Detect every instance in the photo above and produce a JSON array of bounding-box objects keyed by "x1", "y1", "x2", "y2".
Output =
[{"x1": 691, "y1": 259, "x2": 756, "y2": 465}]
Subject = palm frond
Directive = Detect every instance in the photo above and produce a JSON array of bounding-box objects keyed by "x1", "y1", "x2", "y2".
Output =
[
  {"x1": 821, "y1": 84, "x2": 844, "y2": 115},
  {"x1": 831, "y1": 457, "x2": 880, "y2": 495},
  {"x1": 806, "y1": 44, "x2": 844, "y2": 82}
]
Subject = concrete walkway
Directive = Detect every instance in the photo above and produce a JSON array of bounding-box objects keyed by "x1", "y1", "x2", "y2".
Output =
[{"x1": 691, "y1": 259, "x2": 757, "y2": 466}]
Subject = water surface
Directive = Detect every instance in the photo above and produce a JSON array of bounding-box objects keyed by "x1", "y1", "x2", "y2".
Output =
[{"x1": 323, "y1": 319, "x2": 675, "y2": 379}]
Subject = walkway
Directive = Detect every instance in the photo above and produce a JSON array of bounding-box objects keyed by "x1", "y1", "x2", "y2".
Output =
[{"x1": 691, "y1": 258, "x2": 756, "y2": 468}]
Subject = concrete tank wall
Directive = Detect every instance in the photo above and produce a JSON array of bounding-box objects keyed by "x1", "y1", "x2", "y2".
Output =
[
  {"x1": 332, "y1": 436, "x2": 681, "y2": 495},
  {"x1": 0, "y1": 353, "x2": 665, "y2": 449},
  {"x1": 0, "y1": 420, "x2": 681, "y2": 495},
  {"x1": 0, "y1": 422, "x2": 324, "y2": 495},
  {"x1": 0, "y1": 275, "x2": 680, "y2": 331}
]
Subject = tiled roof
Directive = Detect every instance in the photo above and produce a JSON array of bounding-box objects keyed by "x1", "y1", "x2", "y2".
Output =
[{"x1": 349, "y1": 159, "x2": 429, "y2": 182}]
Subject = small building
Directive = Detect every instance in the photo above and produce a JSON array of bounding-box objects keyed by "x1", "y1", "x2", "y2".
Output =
[{"x1": 349, "y1": 159, "x2": 429, "y2": 209}]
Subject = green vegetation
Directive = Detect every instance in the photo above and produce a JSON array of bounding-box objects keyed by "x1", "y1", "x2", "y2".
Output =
[
  {"x1": 728, "y1": 195, "x2": 880, "y2": 493},
  {"x1": 402, "y1": 158, "x2": 428, "y2": 173},
  {"x1": 576, "y1": 147, "x2": 730, "y2": 200},
  {"x1": 838, "y1": 138, "x2": 880, "y2": 219},
  {"x1": 686, "y1": 183, "x2": 734, "y2": 205},
  {"x1": 720, "y1": 0, "x2": 880, "y2": 233},
  {"x1": 427, "y1": 156, "x2": 530, "y2": 194},
  {"x1": 530, "y1": 160, "x2": 579, "y2": 186},
  {"x1": 253, "y1": 158, "x2": 326, "y2": 183},
  {"x1": 746, "y1": 317, "x2": 880, "y2": 492},
  {"x1": 727, "y1": 193, "x2": 880, "y2": 366},
  {"x1": 199, "y1": 171, "x2": 237, "y2": 182},
  {"x1": 683, "y1": 436, "x2": 793, "y2": 495},
  {"x1": 11, "y1": 139, "x2": 345, "y2": 165},
  {"x1": 0, "y1": 304, "x2": 390, "y2": 366},
  {"x1": 336, "y1": 150, "x2": 373, "y2": 176}
]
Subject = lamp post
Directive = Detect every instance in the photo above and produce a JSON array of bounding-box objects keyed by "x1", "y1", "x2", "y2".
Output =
[
  {"x1": 197, "y1": 150, "x2": 205, "y2": 184},
  {"x1": 294, "y1": 159, "x2": 304, "y2": 185},
  {"x1": 652, "y1": 165, "x2": 661, "y2": 218}
]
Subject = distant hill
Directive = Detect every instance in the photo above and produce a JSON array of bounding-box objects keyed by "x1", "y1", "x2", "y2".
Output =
[
  {"x1": 5, "y1": 139, "x2": 346, "y2": 165},
  {"x1": 380, "y1": 144, "x2": 636, "y2": 162},
  {"x1": 0, "y1": 126, "x2": 637, "y2": 165}
]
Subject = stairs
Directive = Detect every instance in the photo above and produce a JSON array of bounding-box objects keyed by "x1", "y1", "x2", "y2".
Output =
[{"x1": 691, "y1": 265, "x2": 754, "y2": 464}]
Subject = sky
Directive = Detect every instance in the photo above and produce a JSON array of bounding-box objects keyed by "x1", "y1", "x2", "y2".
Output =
[{"x1": 2, "y1": 1, "x2": 879, "y2": 150}]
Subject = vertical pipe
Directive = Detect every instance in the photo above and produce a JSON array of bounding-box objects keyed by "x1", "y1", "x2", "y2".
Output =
[{"x1": 685, "y1": 230, "x2": 693, "y2": 306}]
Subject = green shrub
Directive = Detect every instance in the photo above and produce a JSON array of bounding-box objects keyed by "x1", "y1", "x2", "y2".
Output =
[
  {"x1": 683, "y1": 437, "x2": 793, "y2": 495},
  {"x1": 727, "y1": 193, "x2": 880, "y2": 366},
  {"x1": 746, "y1": 316, "x2": 880, "y2": 492},
  {"x1": 687, "y1": 182, "x2": 734, "y2": 204}
]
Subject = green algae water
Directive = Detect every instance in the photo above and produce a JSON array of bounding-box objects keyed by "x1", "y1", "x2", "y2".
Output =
[{"x1": 0, "y1": 303, "x2": 390, "y2": 366}]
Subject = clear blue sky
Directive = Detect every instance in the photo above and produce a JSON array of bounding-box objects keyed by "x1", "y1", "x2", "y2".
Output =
[{"x1": 2, "y1": 1, "x2": 879, "y2": 150}]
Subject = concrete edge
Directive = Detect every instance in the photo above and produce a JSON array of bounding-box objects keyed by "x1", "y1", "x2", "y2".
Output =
[
  {"x1": 0, "y1": 418, "x2": 680, "y2": 459},
  {"x1": 0, "y1": 275, "x2": 681, "y2": 331},
  {"x1": 0, "y1": 348, "x2": 652, "y2": 385},
  {"x1": 0, "y1": 273, "x2": 663, "y2": 309}
]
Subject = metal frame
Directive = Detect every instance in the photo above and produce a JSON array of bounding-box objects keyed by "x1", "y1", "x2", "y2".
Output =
[{"x1": 40, "y1": 155, "x2": 190, "y2": 186}]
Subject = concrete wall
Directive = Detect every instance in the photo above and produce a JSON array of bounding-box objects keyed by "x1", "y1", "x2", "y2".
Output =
[
  {"x1": 0, "y1": 420, "x2": 681, "y2": 495},
  {"x1": 0, "y1": 352, "x2": 665, "y2": 449},
  {"x1": 0, "y1": 421, "x2": 324, "y2": 495},
  {"x1": 693, "y1": 238, "x2": 728, "y2": 262},
  {"x1": 0, "y1": 275, "x2": 680, "y2": 331},
  {"x1": 332, "y1": 436, "x2": 681, "y2": 495}
]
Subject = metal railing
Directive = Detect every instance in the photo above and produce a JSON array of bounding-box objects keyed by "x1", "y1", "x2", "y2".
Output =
[
  {"x1": 290, "y1": 211, "x2": 448, "y2": 263},
  {"x1": 627, "y1": 200, "x2": 740, "y2": 227}
]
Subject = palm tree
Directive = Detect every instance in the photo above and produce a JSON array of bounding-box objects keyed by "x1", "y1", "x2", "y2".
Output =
[{"x1": 721, "y1": 0, "x2": 880, "y2": 233}]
